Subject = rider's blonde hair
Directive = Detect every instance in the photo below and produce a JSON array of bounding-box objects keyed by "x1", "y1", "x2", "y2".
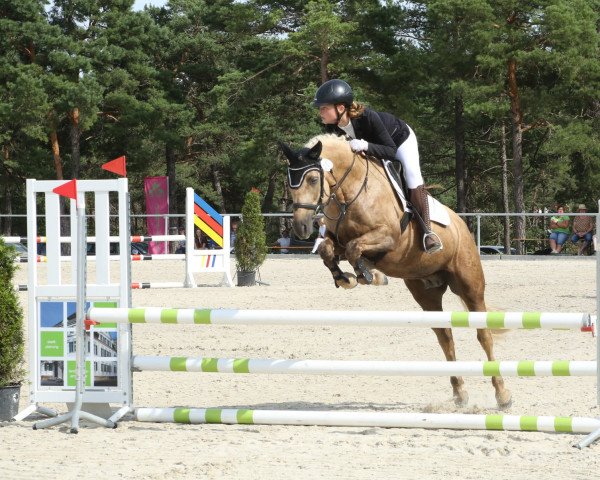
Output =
[{"x1": 348, "y1": 101, "x2": 365, "y2": 119}]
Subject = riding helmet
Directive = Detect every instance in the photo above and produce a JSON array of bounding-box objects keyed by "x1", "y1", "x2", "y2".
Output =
[{"x1": 313, "y1": 79, "x2": 353, "y2": 107}]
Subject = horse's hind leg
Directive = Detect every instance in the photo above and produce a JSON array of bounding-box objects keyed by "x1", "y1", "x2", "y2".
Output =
[
  {"x1": 404, "y1": 279, "x2": 469, "y2": 407},
  {"x1": 475, "y1": 328, "x2": 512, "y2": 409},
  {"x1": 449, "y1": 273, "x2": 512, "y2": 409},
  {"x1": 354, "y1": 257, "x2": 388, "y2": 286}
]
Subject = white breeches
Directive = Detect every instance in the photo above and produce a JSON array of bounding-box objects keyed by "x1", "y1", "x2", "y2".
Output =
[{"x1": 394, "y1": 127, "x2": 423, "y2": 189}]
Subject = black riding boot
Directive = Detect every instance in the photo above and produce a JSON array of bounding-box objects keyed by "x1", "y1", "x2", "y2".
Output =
[{"x1": 409, "y1": 185, "x2": 443, "y2": 254}]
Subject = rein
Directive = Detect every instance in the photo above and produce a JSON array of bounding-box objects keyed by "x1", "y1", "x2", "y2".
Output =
[{"x1": 292, "y1": 152, "x2": 370, "y2": 243}]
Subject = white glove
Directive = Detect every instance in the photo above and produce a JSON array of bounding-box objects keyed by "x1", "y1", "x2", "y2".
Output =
[{"x1": 349, "y1": 138, "x2": 369, "y2": 152}]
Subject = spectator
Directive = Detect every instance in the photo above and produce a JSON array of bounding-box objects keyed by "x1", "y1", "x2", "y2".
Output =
[
  {"x1": 194, "y1": 228, "x2": 207, "y2": 249},
  {"x1": 206, "y1": 237, "x2": 217, "y2": 249},
  {"x1": 274, "y1": 229, "x2": 291, "y2": 254},
  {"x1": 311, "y1": 217, "x2": 327, "y2": 254},
  {"x1": 174, "y1": 227, "x2": 186, "y2": 254},
  {"x1": 548, "y1": 206, "x2": 570, "y2": 254},
  {"x1": 230, "y1": 220, "x2": 238, "y2": 253},
  {"x1": 571, "y1": 204, "x2": 594, "y2": 256}
]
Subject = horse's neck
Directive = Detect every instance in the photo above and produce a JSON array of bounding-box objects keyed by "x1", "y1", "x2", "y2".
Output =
[
  {"x1": 324, "y1": 153, "x2": 363, "y2": 201},
  {"x1": 325, "y1": 152, "x2": 407, "y2": 219}
]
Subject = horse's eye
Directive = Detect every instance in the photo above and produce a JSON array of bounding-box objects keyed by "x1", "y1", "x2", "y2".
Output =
[{"x1": 308, "y1": 177, "x2": 319, "y2": 186}]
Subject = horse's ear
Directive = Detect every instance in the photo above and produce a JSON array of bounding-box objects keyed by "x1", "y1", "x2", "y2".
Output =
[
  {"x1": 277, "y1": 141, "x2": 296, "y2": 164},
  {"x1": 307, "y1": 141, "x2": 322, "y2": 161}
]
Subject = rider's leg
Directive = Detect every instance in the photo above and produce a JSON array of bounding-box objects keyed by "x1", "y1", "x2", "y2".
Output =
[
  {"x1": 409, "y1": 185, "x2": 443, "y2": 253},
  {"x1": 395, "y1": 127, "x2": 443, "y2": 254}
]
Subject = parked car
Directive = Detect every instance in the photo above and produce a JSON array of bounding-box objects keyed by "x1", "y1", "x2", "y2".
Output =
[
  {"x1": 10, "y1": 242, "x2": 28, "y2": 260},
  {"x1": 131, "y1": 242, "x2": 148, "y2": 255},
  {"x1": 479, "y1": 245, "x2": 517, "y2": 255},
  {"x1": 87, "y1": 242, "x2": 148, "y2": 255}
]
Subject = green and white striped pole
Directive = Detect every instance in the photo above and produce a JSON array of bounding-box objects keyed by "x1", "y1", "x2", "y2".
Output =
[
  {"x1": 134, "y1": 408, "x2": 600, "y2": 434},
  {"x1": 133, "y1": 356, "x2": 596, "y2": 377},
  {"x1": 87, "y1": 308, "x2": 594, "y2": 331}
]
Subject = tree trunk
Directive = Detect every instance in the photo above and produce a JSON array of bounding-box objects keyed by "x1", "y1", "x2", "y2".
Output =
[
  {"x1": 49, "y1": 127, "x2": 70, "y2": 253},
  {"x1": 454, "y1": 95, "x2": 467, "y2": 214},
  {"x1": 320, "y1": 47, "x2": 329, "y2": 83},
  {"x1": 500, "y1": 123, "x2": 511, "y2": 254},
  {"x1": 69, "y1": 108, "x2": 81, "y2": 178},
  {"x1": 49, "y1": 129, "x2": 63, "y2": 180},
  {"x1": 0, "y1": 147, "x2": 10, "y2": 234},
  {"x1": 507, "y1": 58, "x2": 526, "y2": 255},
  {"x1": 165, "y1": 144, "x2": 177, "y2": 238},
  {"x1": 262, "y1": 169, "x2": 278, "y2": 213},
  {"x1": 2, "y1": 183, "x2": 12, "y2": 235},
  {"x1": 210, "y1": 164, "x2": 226, "y2": 213}
]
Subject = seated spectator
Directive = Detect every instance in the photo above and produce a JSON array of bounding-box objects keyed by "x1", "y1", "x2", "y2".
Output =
[
  {"x1": 571, "y1": 204, "x2": 594, "y2": 256},
  {"x1": 194, "y1": 228, "x2": 207, "y2": 249},
  {"x1": 274, "y1": 229, "x2": 291, "y2": 254},
  {"x1": 174, "y1": 227, "x2": 186, "y2": 254},
  {"x1": 548, "y1": 206, "x2": 570, "y2": 254},
  {"x1": 230, "y1": 220, "x2": 238, "y2": 253}
]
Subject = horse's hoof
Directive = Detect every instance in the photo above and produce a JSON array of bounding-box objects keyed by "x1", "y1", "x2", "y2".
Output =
[
  {"x1": 357, "y1": 274, "x2": 370, "y2": 285},
  {"x1": 496, "y1": 391, "x2": 513, "y2": 410},
  {"x1": 336, "y1": 273, "x2": 357, "y2": 289},
  {"x1": 372, "y1": 272, "x2": 388, "y2": 286},
  {"x1": 454, "y1": 392, "x2": 469, "y2": 407}
]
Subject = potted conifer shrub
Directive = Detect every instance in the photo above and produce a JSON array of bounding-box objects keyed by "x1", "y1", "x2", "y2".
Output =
[
  {"x1": 0, "y1": 238, "x2": 25, "y2": 421},
  {"x1": 234, "y1": 189, "x2": 268, "y2": 286}
]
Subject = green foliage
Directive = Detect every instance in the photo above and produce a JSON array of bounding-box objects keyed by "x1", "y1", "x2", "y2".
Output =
[
  {"x1": 0, "y1": 0, "x2": 598, "y2": 228},
  {"x1": 235, "y1": 189, "x2": 268, "y2": 272},
  {"x1": 0, "y1": 239, "x2": 25, "y2": 387}
]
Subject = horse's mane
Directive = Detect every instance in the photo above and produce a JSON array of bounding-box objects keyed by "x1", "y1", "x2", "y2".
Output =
[{"x1": 305, "y1": 133, "x2": 349, "y2": 153}]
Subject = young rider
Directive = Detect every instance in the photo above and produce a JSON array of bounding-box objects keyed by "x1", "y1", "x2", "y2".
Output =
[{"x1": 313, "y1": 78, "x2": 442, "y2": 254}]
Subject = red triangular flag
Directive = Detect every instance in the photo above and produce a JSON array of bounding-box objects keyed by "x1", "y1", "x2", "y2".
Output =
[
  {"x1": 102, "y1": 155, "x2": 127, "y2": 176},
  {"x1": 52, "y1": 179, "x2": 77, "y2": 201}
]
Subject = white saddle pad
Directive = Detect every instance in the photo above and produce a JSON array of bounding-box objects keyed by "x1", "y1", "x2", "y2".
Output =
[{"x1": 382, "y1": 160, "x2": 451, "y2": 226}]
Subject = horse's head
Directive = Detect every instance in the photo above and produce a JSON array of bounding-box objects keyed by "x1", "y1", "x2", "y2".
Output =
[{"x1": 279, "y1": 140, "x2": 324, "y2": 239}]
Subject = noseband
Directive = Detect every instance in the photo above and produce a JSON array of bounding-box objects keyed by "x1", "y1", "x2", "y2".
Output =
[{"x1": 287, "y1": 153, "x2": 369, "y2": 240}]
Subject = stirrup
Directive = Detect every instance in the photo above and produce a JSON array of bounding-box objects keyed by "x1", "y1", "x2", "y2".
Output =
[{"x1": 423, "y1": 232, "x2": 443, "y2": 254}]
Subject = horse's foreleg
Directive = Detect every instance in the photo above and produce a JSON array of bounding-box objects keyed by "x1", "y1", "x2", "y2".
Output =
[
  {"x1": 345, "y1": 226, "x2": 394, "y2": 285},
  {"x1": 319, "y1": 237, "x2": 357, "y2": 289}
]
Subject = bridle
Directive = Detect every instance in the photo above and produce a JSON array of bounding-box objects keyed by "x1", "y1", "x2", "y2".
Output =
[{"x1": 288, "y1": 152, "x2": 369, "y2": 241}]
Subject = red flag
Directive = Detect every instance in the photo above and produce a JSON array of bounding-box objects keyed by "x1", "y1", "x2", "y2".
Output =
[
  {"x1": 52, "y1": 179, "x2": 77, "y2": 201},
  {"x1": 102, "y1": 155, "x2": 127, "y2": 176}
]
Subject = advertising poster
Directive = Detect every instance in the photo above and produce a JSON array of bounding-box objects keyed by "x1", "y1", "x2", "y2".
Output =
[{"x1": 38, "y1": 301, "x2": 118, "y2": 389}]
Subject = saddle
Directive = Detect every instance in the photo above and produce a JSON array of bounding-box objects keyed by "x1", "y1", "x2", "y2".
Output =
[{"x1": 380, "y1": 159, "x2": 451, "y2": 229}]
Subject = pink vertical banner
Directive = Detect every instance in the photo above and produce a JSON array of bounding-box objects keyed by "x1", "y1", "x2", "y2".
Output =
[{"x1": 144, "y1": 176, "x2": 169, "y2": 254}]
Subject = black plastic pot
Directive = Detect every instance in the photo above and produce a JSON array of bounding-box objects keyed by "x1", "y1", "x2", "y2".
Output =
[{"x1": 237, "y1": 270, "x2": 256, "y2": 287}]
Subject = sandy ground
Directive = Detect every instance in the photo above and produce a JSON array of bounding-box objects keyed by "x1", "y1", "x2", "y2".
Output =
[{"x1": 1, "y1": 255, "x2": 599, "y2": 479}]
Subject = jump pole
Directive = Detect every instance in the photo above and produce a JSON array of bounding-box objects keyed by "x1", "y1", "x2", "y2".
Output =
[
  {"x1": 132, "y1": 356, "x2": 597, "y2": 377},
  {"x1": 134, "y1": 408, "x2": 600, "y2": 434},
  {"x1": 87, "y1": 308, "x2": 594, "y2": 331}
]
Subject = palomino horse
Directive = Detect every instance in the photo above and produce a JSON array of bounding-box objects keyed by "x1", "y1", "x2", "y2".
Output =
[{"x1": 280, "y1": 134, "x2": 512, "y2": 409}]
